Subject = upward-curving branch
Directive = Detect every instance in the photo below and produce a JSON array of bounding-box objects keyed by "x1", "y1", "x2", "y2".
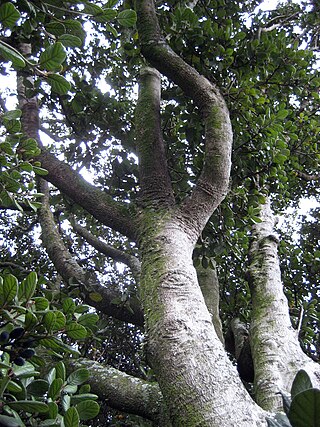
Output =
[{"x1": 135, "y1": 0, "x2": 232, "y2": 240}]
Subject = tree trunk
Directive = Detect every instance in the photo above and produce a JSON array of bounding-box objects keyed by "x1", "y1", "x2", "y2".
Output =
[
  {"x1": 248, "y1": 198, "x2": 320, "y2": 411},
  {"x1": 139, "y1": 213, "x2": 267, "y2": 426}
]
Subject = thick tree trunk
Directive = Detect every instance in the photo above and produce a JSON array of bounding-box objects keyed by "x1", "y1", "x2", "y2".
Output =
[
  {"x1": 248, "y1": 199, "x2": 320, "y2": 411},
  {"x1": 139, "y1": 213, "x2": 267, "y2": 426}
]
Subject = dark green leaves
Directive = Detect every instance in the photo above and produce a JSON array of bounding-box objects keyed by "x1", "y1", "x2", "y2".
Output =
[
  {"x1": 291, "y1": 370, "x2": 313, "y2": 398},
  {"x1": 117, "y1": 10, "x2": 137, "y2": 27},
  {"x1": 6, "y1": 400, "x2": 49, "y2": 413},
  {"x1": 1, "y1": 274, "x2": 18, "y2": 306},
  {"x1": 0, "y1": 41, "x2": 25, "y2": 68},
  {"x1": 39, "y1": 42, "x2": 66, "y2": 71},
  {"x1": 64, "y1": 407, "x2": 79, "y2": 427},
  {"x1": 0, "y1": 3, "x2": 20, "y2": 29},
  {"x1": 289, "y1": 389, "x2": 320, "y2": 427},
  {"x1": 47, "y1": 74, "x2": 71, "y2": 95},
  {"x1": 76, "y1": 400, "x2": 100, "y2": 420},
  {"x1": 67, "y1": 369, "x2": 89, "y2": 386},
  {"x1": 267, "y1": 370, "x2": 320, "y2": 427}
]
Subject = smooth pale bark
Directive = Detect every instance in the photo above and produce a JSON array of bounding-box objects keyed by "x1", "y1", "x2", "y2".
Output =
[
  {"x1": 136, "y1": 0, "x2": 232, "y2": 239},
  {"x1": 135, "y1": 3, "x2": 266, "y2": 425},
  {"x1": 248, "y1": 199, "x2": 320, "y2": 411},
  {"x1": 139, "y1": 214, "x2": 267, "y2": 426}
]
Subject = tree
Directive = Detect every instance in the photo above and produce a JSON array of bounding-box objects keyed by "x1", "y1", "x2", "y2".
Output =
[{"x1": 0, "y1": 0, "x2": 319, "y2": 426}]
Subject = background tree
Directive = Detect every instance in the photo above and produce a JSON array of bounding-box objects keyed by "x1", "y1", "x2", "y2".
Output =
[{"x1": 0, "y1": 0, "x2": 319, "y2": 426}]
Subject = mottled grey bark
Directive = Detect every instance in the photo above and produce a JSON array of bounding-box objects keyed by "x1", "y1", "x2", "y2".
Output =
[
  {"x1": 134, "y1": 2, "x2": 267, "y2": 425},
  {"x1": 248, "y1": 199, "x2": 320, "y2": 411},
  {"x1": 67, "y1": 358, "x2": 166, "y2": 425}
]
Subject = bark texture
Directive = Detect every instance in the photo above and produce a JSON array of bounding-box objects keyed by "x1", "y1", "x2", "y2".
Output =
[
  {"x1": 196, "y1": 263, "x2": 224, "y2": 345},
  {"x1": 139, "y1": 215, "x2": 267, "y2": 426},
  {"x1": 248, "y1": 199, "x2": 320, "y2": 411},
  {"x1": 67, "y1": 359, "x2": 165, "y2": 424},
  {"x1": 134, "y1": 2, "x2": 266, "y2": 425},
  {"x1": 136, "y1": 0, "x2": 232, "y2": 241}
]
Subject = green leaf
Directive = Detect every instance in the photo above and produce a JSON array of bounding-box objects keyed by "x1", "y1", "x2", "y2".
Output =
[
  {"x1": 20, "y1": 161, "x2": 33, "y2": 172},
  {"x1": 18, "y1": 272, "x2": 37, "y2": 301},
  {"x1": 88, "y1": 292, "x2": 103, "y2": 302},
  {"x1": 47, "y1": 74, "x2": 71, "y2": 95},
  {"x1": 53, "y1": 311, "x2": 66, "y2": 330},
  {"x1": 77, "y1": 313, "x2": 99, "y2": 327},
  {"x1": 27, "y1": 379, "x2": 49, "y2": 397},
  {"x1": 48, "y1": 378, "x2": 63, "y2": 400},
  {"x1": 62, "y1": 394, "x2": 71, "y2": 412},
  {"x1": 39, "y1": 42, "x2": 66, "y2": 71},
  {"x1": 116, "y1": 10, "x2": 137, "y2": 27},
  {"x1": 34, "y1": 297, "x2": 49, "y2": 311},
  {"x1": 58, "y1": 34, "x2": 82, "y2": 48},
  {"x1": 25, "y1": 310, "x2": 38, "y2": 329},
  {"x1": 291, "y1": 370, "x2": 313, "y2": 399},
  {"x1": 3, "y1": 118, "x2": 21, "y2": 133},
  {"x1": 6, "y1": 380, "x2": 23, "y2": 393},
  {"x1": 67, "y1": 369, "x2": 89, "y2": 386},
  {"x1": 64, "y1": 384, "x2": 77, "y2": 394},
  {"x1": 55, "y1": 361, "x2": 66, "y2": 382},
  {"x1": 64, "y1": 407, "x2": 79, "y2": 427},
  {"x1": 0, "y1": 3, "x2": 20, "y2": 29},
  {"x1": 33, "y1": 166, "x2": 48, "y2": 176},
  {"x1": 45, "y1": 22, "x2": 66, "y2": 37},
  {"x1": 3, "y1": 274, "x2": 18, "y2": 305},
  {"x1": 94, "y1": 9, "x2": 117, "y2": 22},
  {"x1": 6, "y1": 400, "x2": 49, "y2": 413},
  {"x1": 276, "y1": 110, "x2": 289, "y2": 120},
  {"x1": 0, "y1": 42, "x2": 26, "y2": 68},
  {"x1": 75, "y1": 400, "x2": 100, "y2": 421},
  {"x1": 0, "y1": 415, "x2": 20, "y2": 427},
  {"x1": 3, "y1": 109, "x2": 22, "y2": 120},
  {"x1": 43, "y1": 311, "x2": 56, "y2": 332},
  {"x1": 70, "y1": 394, "x2": 98, "y2": 404},
  {"x1": 40, "y1": 337, "x2": 80, "y2": 355},
  {"x1": 288, "y1": 389, "x2": 320, "y2": 427},
  {"x1": 66, "y1": 322, "x2": 87, "y2": 339},
  {"x1": 63, "y1": 297, "x2": 76, "y2": 315},
  {"x1": 48, "y1": 401, "x2": 58, "y2": 419}
]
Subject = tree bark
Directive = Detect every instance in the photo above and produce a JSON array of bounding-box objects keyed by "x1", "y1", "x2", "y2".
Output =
[
  {"x1": 134, "y1": 2, "x2": 266, "y2": 425},
  {"x1": 139, "y1": 215, "x2": 267, "y2": 426},
  {"x1": 248, "y1": 198, "x2": 320, "y2": 411},
  {"x1": 67, "y1": 358, "x2": 166, "y2": 425},
  {"x1": 196, "y1": 263, "x2": 224, "y2": 345}
]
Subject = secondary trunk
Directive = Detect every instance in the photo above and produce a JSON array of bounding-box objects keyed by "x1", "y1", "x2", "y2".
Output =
[{"x1": 248, "y1": 199, "x2": 320, "y2": 411}]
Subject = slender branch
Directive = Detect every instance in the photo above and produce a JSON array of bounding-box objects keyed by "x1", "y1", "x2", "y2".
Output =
[
  {"x1": 135, "y1": 67, "x2": 174, "y2": 206},
  {"x1": 37, "y1": 150, "x2": 138, "y2": 241},
  {"x1": 38, "y1": 179, "x2": 144, "y2": 326},
  {"x1": 295, "y1": 170, "x2": 320, "y2": 181},
  {"x1": 71, "y1": 219, "x2": 141, "y2": 282},
  {"x1": 16, "y1": 42, "x2": 137, "y2": 242},
  {"x1": 136, "y1": 0, "x2": 232, "y2": 240}
]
